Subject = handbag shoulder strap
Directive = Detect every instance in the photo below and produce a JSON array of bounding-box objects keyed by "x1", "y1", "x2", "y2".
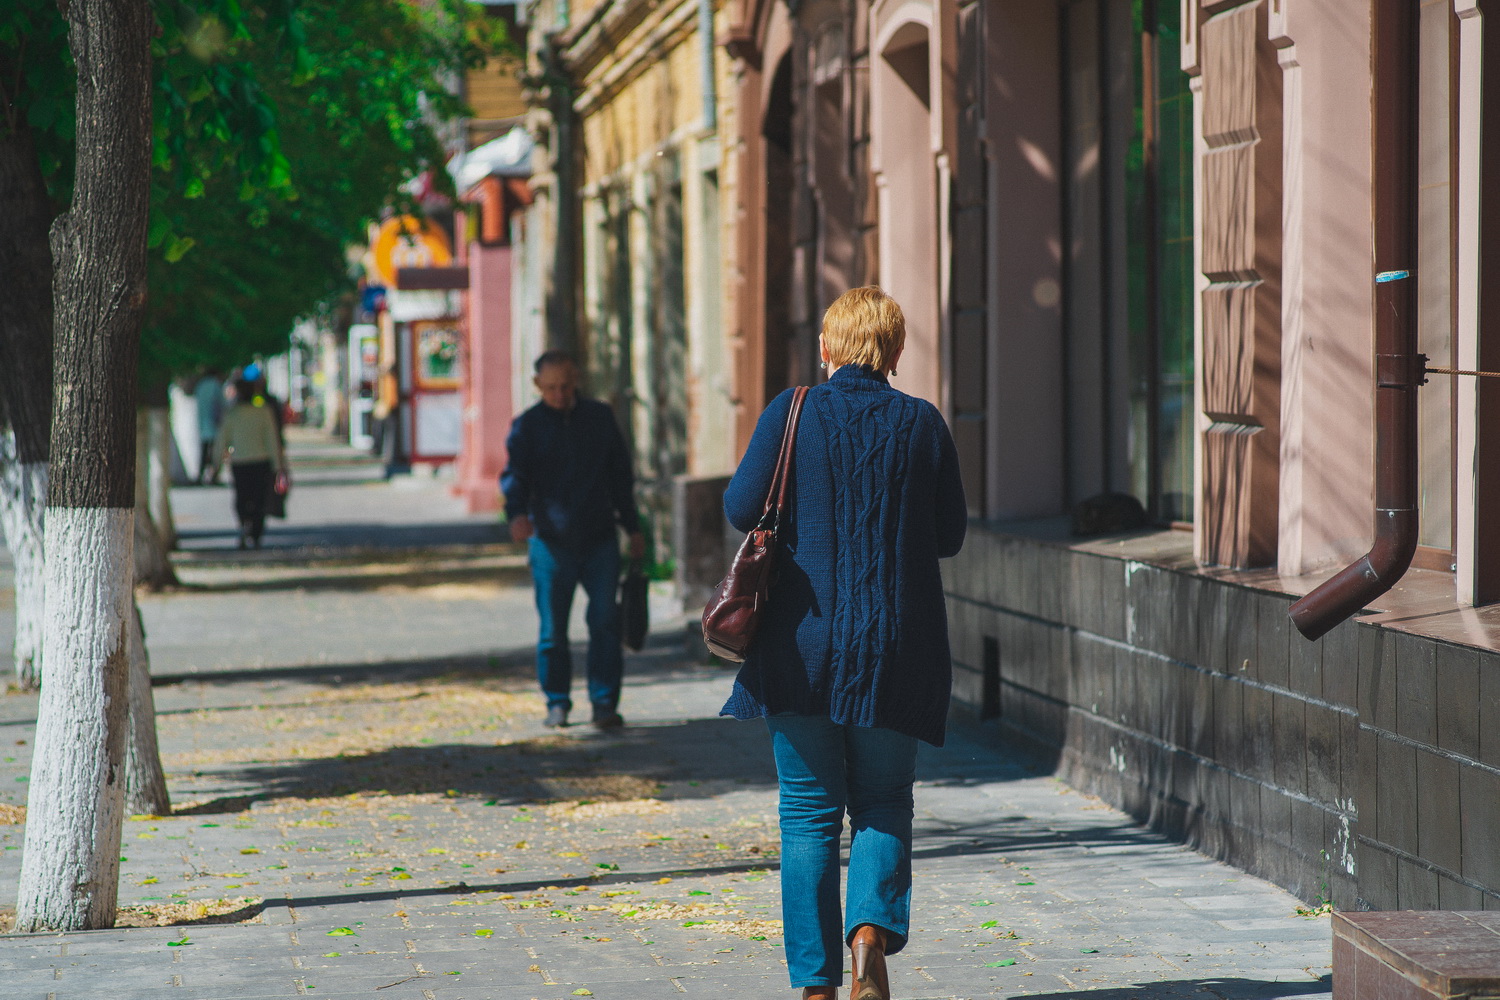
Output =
[{"x1": 763, "y1": 386, "x2": 809, "y2": 518}]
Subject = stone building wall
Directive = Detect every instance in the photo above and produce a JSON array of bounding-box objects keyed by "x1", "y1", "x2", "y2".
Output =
[{"x1": 946, "y1": 523, "x2": 1500, "y2": 910}]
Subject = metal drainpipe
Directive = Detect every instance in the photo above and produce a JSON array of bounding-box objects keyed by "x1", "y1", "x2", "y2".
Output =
[
  {"x1": 698, "y1": 0, "x2": 717, "y2": 132},
  {"x1": 1288, "y1": 0, "x2": 1423, "y2": 641}
]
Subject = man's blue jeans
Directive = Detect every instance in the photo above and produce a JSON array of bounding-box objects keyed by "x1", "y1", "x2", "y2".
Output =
[
  {"x1": 529, "y1": 536, "x2": 623, "y2": 712},
  {"x1": 766, "y1": 715, "x2": 918, "y2": 987}
]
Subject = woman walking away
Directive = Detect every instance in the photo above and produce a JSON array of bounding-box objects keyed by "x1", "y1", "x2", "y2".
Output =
[
  {"x1": 720, "y1": 286, "x2": 967, "y2": 1000},
  {"x1": 212, "y1": 375, "x2": 287, "y2": 549}
]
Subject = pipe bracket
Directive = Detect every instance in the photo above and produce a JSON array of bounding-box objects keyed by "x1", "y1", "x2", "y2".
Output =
[{"x1": 1377, "y1": 353, "x2": 1429, "y2": 388}]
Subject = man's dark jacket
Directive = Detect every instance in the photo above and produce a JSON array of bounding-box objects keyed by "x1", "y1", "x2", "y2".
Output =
[{"x1": 501, "y1": 397, "x2": 639, "y2": 552}]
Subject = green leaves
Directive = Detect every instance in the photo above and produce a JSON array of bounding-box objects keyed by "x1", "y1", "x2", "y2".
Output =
[
  {"x1": 5, "y1": 0, "x2": 514, "y2": 384},
  {"x1": 163, "y1": 235, "x2": 196, "y2": 263}
]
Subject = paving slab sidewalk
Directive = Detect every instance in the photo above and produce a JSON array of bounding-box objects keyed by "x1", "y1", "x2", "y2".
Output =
[
  {"x1": 0, "y1": 431, "x2": 1334, "y2": 999},
  {"x1": 0, "y1": 643, "x2": 1333, "y2": 1000}
]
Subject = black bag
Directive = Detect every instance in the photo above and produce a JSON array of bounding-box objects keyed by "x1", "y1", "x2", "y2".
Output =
[
  {"x1": 701, "y1": 386, "x2": 808, "y2": 661},
  {"x1": 619, "y1": 558, "x2": 649, "y2": 651},
  {"x1": 266, "y1": 469, "x2": 290, "y2": 519}
]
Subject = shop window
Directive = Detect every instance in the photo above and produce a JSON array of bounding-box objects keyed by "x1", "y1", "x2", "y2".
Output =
[
  {"x1": 1062, "y1": 0, "x2": 1194, "y2": 523},
  {"x1": 1126, "y1": 0, "x2": 1194, "y2": 525}
]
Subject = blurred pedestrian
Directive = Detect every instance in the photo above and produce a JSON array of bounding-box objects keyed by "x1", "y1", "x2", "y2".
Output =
[
  {"x1": 243, "y1": 362, "x2": 285, "y2": 446},
  {"x1": 193, "y1": 369, "x2": 225, "y2": 484},
  {"x1": 501, "y1": 351, "x2": 645, "y2": 729},
  {"x1": 719, "y1": 287, "x2": 967, "y2": 1000},
  {"x1": 212, "y1": 375, "x2": 287, "y2": 550},
  {"x1": 370, "y1": 362, "x2": 405, "y2": 478}
]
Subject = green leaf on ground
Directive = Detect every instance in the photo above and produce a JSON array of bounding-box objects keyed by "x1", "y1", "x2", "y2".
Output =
[
  {"x1": 983, "y1": 959, "x2": 1016, "y2": 967},
  {"x1": 980, "y1": 920, "x2": 998, "y2": 928},
  {"x1": 167, "y1": 935, "x2": 191, "y2": 947},
  {"x1": 327, "y1": 928, "x2": 356, "y2": 937},
  {"x1": 1080, "y1": 948, "x2": 1098, "y2": 953},
  {"x1": 474, "y1": 929, "x2": 493, "y2": 937}
]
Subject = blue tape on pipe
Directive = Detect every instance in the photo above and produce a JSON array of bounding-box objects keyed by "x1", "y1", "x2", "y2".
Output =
[{"x1": 1375, "y1": 270, "x2": 1411, "y2": 283}]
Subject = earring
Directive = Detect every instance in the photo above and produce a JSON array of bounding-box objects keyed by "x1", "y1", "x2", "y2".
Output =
[
  {"x1": 820, "y1": 361, "x2": 828, "y2": 370},
  {"x1": 889, "y1": 368, "x2": 898, "y2": 377}
]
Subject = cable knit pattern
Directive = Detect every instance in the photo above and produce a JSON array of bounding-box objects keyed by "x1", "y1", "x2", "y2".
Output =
[{"x1": 719, "y1": 365, "x2": 967, "y2": 746}]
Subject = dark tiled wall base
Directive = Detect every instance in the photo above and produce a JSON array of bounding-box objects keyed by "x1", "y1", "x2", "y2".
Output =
[{"x1": 947, "y1": 524, "x2": 1500, "y2": 911}]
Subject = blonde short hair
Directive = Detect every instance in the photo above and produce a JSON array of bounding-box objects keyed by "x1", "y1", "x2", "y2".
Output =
[{"x1": 820, "y1": 286, "x2": 906, "y2": 371}]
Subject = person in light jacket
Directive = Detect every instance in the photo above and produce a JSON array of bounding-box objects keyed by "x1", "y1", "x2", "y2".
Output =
[
  {"x1": 212, "y1": 377, "x2": 287, "y2": 550},
  {"x1": 720, "y1": 287, "x2": 967, "y2": 1000}
]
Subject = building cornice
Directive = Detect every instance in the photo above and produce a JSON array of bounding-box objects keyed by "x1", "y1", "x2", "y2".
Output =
[{"x1": 569, "y1": 0, "x2": 706, "y2": 117}]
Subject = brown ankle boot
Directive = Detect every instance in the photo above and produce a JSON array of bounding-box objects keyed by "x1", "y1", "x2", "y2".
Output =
[
  {"x1": 802, "y1": 987, "x2": 838, "y2": 1000},
  {"x1": 849, "y1": 925, "x2": 889, "y2": 1000}
]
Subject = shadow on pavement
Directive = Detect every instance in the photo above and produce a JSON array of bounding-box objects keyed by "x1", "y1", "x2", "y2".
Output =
[
  {"x1": 265, "y1": 860, "x2": 782, "y2": 911},
  {"x1": 174, "y1": 714, "x2": 779, "y2": 814},
  {"x1": 168, "y1": 562, "x2": 532, "y2": 596},
  {"x1": 176, "y1": 521, "x2": 504, "y2": 552},
  {"x1": 910, "y1": 814, "x2": 1179, "y2": 865},
  {"x1": 1021, "y1": 974, "x2": 1332, "y2": 999}
]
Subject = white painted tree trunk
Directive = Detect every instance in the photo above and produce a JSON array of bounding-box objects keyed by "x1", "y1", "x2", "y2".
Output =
[
  {"x1": 132, "y1": 408, "x2": 176, "y2": 590},
  {"x1": 124, "y1": 602, "x2": 169, "y2": 817},
  {"x1": 15, "y1": 508, "x2": 133, "y2": 931},
  {"x1": 145, "y1": 406, "x2": 175, "y2": 550},
  {"x1": 0, "y1": 429, "x2": 47, "y2": 688}
]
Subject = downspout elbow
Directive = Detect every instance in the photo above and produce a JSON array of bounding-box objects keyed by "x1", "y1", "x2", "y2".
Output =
[
  {"x1": 1288, "y1": 507, "x2": 1418, "y2": 641},
  {"x1": 1287, "y1": 0, "x2": 1420, "y2": 644}
]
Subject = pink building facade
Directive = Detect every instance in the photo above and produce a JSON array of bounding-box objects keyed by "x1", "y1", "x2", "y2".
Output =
[
  {"x1": 718, "y1": 0, "x2": 1500, "y2": 911},
  {"x1": 451, "y1": 140, "x2": 534, "y2": 515}
]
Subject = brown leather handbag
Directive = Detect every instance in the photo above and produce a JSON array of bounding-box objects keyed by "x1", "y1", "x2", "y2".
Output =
[{"x1": 701, "y1": 386, "x2": 809, "y2": 662}]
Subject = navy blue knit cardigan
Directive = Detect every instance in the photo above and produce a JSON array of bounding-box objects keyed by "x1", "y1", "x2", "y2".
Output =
[{"x1": 718, "y1": 365, "x2": 968, "y2": 746}]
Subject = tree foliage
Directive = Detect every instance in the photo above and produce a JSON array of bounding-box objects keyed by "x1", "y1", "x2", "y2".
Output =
[
  {"x1": 1, "y1": 0, "x2": 511, "y2": 387},
  {"x1": 142, "y1": 0, "x2": 507, "y2": 381}
]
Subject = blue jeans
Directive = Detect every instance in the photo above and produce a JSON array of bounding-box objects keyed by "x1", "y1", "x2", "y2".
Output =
[
  {"x1": 766, "y1": 715, "x2": 918, "y2": 987},
  {"x1": 529, "y1": 536, "x2": 623, "y2": 712}
]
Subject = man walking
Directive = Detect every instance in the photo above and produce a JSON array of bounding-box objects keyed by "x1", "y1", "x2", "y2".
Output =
[{"x1": 502, "y1": 351, "x2": 644, "y2": 729}]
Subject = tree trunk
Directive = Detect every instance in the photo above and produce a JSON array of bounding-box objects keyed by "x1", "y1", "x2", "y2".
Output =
[
  {"x1": 124, "y1": 603, "x2": 170, "y2": 817},
  {"x1": 0, "y1": 107, "x2": 57, "y2": 465},
  {"x1": 15, "y1": 0, "x2": 154, "y2": 934},
  {"x1": 139, "y1": 380, "x2": 176, "y2": 550},
  {"x1": 0, "y1": 79, "x2": 58, "y2": 694},
  {"x1": 147, "y1": 405, "x2": 176, "y2": 550},
  {"x1": 133, "y1": 407, "x2": 178, "y2": 590},
  {"x1": 0, "y1": 429, "x2": 46, "y2": 689}
]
